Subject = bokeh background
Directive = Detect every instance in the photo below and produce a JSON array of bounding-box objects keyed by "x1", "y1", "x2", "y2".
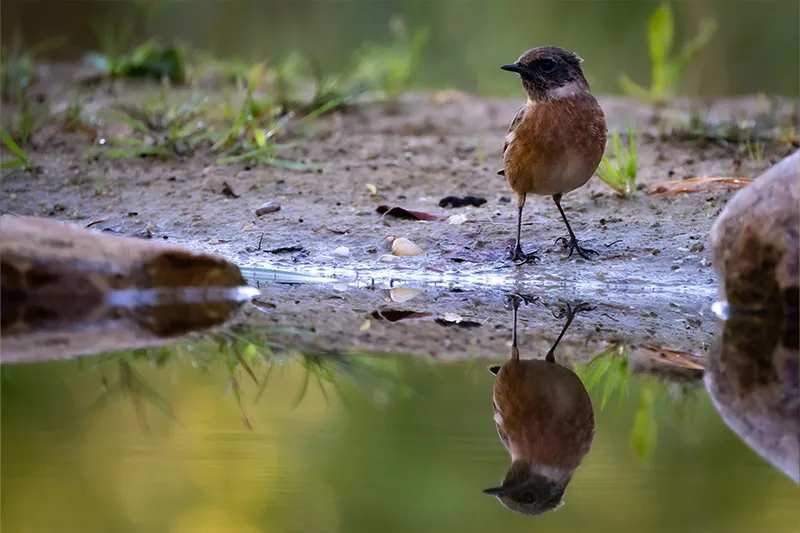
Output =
[{"x1": 2, "y1": 0, "x2": 799, "y2": 97}]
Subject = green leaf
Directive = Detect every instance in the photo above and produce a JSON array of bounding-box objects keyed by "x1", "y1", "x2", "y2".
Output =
[
  {"x1": 253, "y1": 128, "x2": 267, "y2": 148},
  {"x1": 246, "y1": 62, "x2": 264, "y2": 94},
  {"x1": 1, "y1": 125, "x2": 27, "y2": 161},
  {"x1": 0, "y1": 158, "x2": 26, "y2": 169},
  {"x1": 632, "y1": 388, "x2": 657, "y2": 460},
  {"x1": 648, "y1": 3, "x2": 674, "y2": 63}
]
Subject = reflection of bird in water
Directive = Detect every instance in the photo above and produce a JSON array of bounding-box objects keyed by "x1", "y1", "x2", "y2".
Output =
[{"x1": 484, "y1": 295, "x2": 596, "y2": 515}]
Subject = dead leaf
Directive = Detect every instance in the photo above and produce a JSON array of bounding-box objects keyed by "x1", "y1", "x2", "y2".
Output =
[
  {"x1": 645, "y1": 177, "x2": 752, "y2": 196},
  {"x1": 376, "y1": 205, "x2": 440, "y2": 221},
  {"x1": 637, "y1": 344, "x2": 705, "y2": 370}
]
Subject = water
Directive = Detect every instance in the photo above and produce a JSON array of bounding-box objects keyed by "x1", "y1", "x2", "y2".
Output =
[
  {"x1": 2, "y1": 270, "x2": 798, "y2": 532},
  {"x1": 2, "y1": 0, "x2": 799, "y2": 97}
]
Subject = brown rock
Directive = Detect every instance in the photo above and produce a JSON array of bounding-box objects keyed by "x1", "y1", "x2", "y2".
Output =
[
  {"x1": 1, "y1": 215, "x2": 251, "y2": 363},
  {"x1": 706, "y1": 150, "x2": 799, "y2": 484}
]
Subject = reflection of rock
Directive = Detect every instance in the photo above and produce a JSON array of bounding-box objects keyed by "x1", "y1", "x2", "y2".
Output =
[
  {"x1": 706, "y1": 150, "x2": 799, "y2": 484},
  {"x1": 1, "y1": 216, "x2": 250, "y2": 363}
]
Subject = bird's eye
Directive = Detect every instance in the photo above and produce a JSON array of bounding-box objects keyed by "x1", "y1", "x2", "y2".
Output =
[
  {"x1": 539, "y1": 58, "x2": 556, "y2": 73},
  {"x1": 520, "y1": 491, "x2": 537, "y2": 504}
]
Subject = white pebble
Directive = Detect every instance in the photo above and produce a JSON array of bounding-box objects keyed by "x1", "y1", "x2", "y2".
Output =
[
  {"x1": 447, "y1": 214, "x2": 468, "y2": 225},
  {"x1": 379, "y1": 254, "x2": 398, "y2": 262},
  {"x1": 333, "y1": 246, "x2": 350, "y2": 258},
  {"x1": 391, "y1": 237, "x2": 423, "y2": 256},
  {"x1": 390, "y1": 288, "x2": 422, "y2": 303}
]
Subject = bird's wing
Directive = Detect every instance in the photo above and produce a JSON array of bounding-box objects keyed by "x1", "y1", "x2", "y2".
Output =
[{"x1": 498, "y1": 105, "x2": 526, "y2": 176}]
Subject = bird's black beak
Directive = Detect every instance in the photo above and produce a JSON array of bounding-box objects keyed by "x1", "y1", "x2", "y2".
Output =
[
  {"x1": 483, "y1": 486, "x2": 510, "y2": 497},
  {"x1": 501, "y1": 62, "x2": 523, "y2": 74}
]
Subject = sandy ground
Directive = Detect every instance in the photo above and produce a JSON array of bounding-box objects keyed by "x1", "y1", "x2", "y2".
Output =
[{"x1": 2, "y1": 70, "x2": 798, "y2": 369}]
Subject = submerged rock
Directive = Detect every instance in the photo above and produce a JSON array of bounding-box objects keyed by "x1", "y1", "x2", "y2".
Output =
[{"x1": 707, "y1": 150, "x2": 799, "y2": 484}]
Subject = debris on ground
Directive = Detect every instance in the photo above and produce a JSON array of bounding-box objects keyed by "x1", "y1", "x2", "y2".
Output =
[
  {"x1": 221, "y1": 182, "x2": 240, "y2": 198},
  {"x1": 645, "y1": 177, "x2": 752, "y2": 196},
  {"x1": 376, "y1": 205, "x2": 440, "y2": 221},
  {"x1": 255, "y1": 201, "x2": 281, "y2": 216},
  {"x1": 439, "y1": 195, "x2": 487, "y2": 208}
]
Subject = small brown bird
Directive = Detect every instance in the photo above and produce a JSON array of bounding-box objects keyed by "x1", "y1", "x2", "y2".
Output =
[
  {"x1": 499, "y1": 46, "x2": 607, "y2": 263},
  {"x1": 484, "y1": 295, "x2": 595, "y2": 515}
]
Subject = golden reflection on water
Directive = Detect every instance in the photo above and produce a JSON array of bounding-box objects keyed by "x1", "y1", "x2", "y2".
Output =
[{"x1": 2, "y1": 349, "x2": 799, "y2": 533}]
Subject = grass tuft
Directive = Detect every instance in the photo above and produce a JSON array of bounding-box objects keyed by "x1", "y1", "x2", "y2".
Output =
[{"x1": 597, "y1": 121, "x2": 638, "y2": 197}]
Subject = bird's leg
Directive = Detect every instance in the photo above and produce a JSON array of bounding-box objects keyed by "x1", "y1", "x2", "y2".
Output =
[
  {"x1": 507, "y1": 200, "x2": 539, "y2": 264},
  {"x1": 545, "y1": 301, "x2": 596, "y2": 363},
  {"x1": 552, "y1": 193, "x2": 598, "y2": 260},
  {"x1": 505, "y1": 293, "x2": 525, "y2": 361}
]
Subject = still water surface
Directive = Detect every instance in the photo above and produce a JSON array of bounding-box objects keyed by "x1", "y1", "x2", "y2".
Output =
[{"x1": 2, "y1": 277, "x2": 798, "y2": 533}]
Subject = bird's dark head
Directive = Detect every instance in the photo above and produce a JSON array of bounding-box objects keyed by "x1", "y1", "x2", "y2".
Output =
[
  {"x1": 501, "y1": 46, "x2": 589, "y2": 101},
  {"x1": 483, "y1": 460, "x2": 570, "y2": 516}
]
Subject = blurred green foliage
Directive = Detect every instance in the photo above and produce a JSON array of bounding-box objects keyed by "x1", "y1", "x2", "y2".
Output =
[{"x1": 619, "y1": 2, "x2": 717, "y2": 102}]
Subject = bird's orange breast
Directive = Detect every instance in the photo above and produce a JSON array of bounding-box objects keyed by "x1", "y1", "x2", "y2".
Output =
[
  {"x1": 503, "y1": 95, "x2": 607, "y2": 197},
  {"x1": 492, "y1": 359, "x2": 595, "y2": 468}
]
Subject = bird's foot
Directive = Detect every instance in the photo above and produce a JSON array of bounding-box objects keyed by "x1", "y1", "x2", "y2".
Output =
[
  {"x1": 555, "y1": 236, "x2": 599, "y2": 260},
  {"x1": 551, "y1": 301, "x2": 597, "y2": 321},
  {"x1": 506, "y1": 243, "x2": 540, "y2": 265}
]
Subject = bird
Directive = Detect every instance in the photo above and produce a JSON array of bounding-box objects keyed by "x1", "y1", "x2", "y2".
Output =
[
  {"x1": 483, "y1": 294, "x2": 596, "y2": 516},
  {"x1": 498, "y1": 46, "x2": 607, "y2": 264}
]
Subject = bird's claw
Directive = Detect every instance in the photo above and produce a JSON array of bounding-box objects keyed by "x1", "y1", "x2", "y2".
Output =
[
  {"x1": 555, "y1": 236, "x2": 599, "y2": 260},
  {"x1": 552, "y1": 301, "x2": 596, "y2": 320},
  {"x1": 507, "y1": 244, "x2": 540, "y2": 265},
  {"x1": 504, "y1": 292, "x2": 538, "y2": 309}
]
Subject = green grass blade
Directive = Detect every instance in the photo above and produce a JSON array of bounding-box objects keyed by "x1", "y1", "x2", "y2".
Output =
[{"x1": 1, "y1": 125, "x2": 27, "y2": 161}]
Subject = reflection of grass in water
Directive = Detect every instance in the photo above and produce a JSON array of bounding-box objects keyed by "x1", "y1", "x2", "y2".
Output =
[
  {"x1": 576, "y1": 343, "x2": 703, "y2": 461},
  {"x1": 578, "y1": 344, "x2": 630, "y2": 411},
  {"x1": 85, "y1": 328, "x2": 412, "y2": 430},
  {"x1": 87, "y1": 354, "x2": 179, "y2": 432}
]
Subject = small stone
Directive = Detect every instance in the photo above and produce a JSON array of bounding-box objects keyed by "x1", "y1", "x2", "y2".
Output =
[
  {"x1": 333, "y1": 246, "x2": 350, "y2": 258},
  {"x1": 391, "y1": 237, "x2": 423, "y2": 256},
  {"x1": 242, "y1": 221, "x2": 256, "y2": 231},
  {"x1": 255, "y1": 201, "x2": 281, "y2": 216},
  {"x1": 379, "y1": 254, "x2": 398, "y2": 262},
  {"x1": 447, "y1": 214, "x2": 468, "y2": 225},
  {"x1": 690, "y1": 242, "x2": 705, "y2": 252},
  {"x1": 390, "y1": 288, "x2": 422, "y2": 303}
]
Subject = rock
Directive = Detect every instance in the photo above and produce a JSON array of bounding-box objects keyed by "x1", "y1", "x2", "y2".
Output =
[
  {"x1": 333, "y1": 246, "x2": 350, "y2": 258},
  {"x1": 710, "y1": 149, "x2": 799, "y2": 310},
  {"x1": 255, "y1": 201, "x2": 281, "y2": 216},
  {"x1": 447, "y1": 214, "x2": 468, "y2": 225},
  {"x1": 391, "y1": 237, "x2": 423, "y2": 256},
  {"x1": 1, "y1": 215, "x2": 250, "y2": 364},
  {"x1": 706, "y1": 150, "x2": 799, "y2": 484},
  {"x1": 378, "y1": 254, "x2": 397, "y2": 263}
]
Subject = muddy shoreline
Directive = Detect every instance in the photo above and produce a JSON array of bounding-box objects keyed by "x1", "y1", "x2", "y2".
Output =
[{"x1": 2, "y1": 76, "x2": 798, "y2": 364}]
